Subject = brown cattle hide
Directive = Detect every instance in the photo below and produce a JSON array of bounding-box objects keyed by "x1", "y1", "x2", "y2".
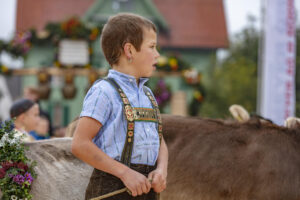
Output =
[
  {"x1": 26, "y1": 138, "x2": 93, "y2": 200},
  {"x1": 2, "y1": 114, "x2": 300, "y2": 200},
  {"x1": 161, "y1": 115, "x2": 300, "y2": 200}
]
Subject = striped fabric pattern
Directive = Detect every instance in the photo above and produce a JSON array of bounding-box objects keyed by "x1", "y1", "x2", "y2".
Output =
[{"x1": 80, "y1": 70, "x2": 160, "y2": 166}]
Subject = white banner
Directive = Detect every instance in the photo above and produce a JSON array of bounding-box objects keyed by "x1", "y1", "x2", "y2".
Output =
[{"x1": 260, "y1": 0, "x2": 296, "y2": 125}]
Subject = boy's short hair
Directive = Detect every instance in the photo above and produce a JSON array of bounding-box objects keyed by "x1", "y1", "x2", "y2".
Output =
[{"x1": 101, "y1": 13, "x2": 157, "y2": 66}]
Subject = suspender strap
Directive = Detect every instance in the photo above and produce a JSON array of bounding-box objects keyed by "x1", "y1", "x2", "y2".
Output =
[
  {"x1": 104, "y1": 77, "x2": 162, "y2": 166},
  {"x1": 143, "y1": 87, "x2": 163, "y2": 143},
  {"x1": 105, "y1": 78, "x2": 134, "y2": 167}
]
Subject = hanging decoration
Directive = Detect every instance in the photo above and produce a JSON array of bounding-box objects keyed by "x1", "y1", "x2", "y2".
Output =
[
  {"x1": 62, "y1": 71, "x2": 77, "y2": 99},
  {"x1": 156, "y1": 54, "x2": 205, "y2": 115},
  {"x1": 0, "y1": 64, "x2": 12, "y2": 76},
  {"x1": 37, "y1": 70, "x2": 51, "y2": 100},
  {"x1": 47, "y1": 17, "x2": 101, "y2": 68},
  {"x1": 153, "y1": 79, "x2": 172, "y2": 111},
  {"x1": 0, "y1": 17, "x2": 204, "y2": 108},
  {"x1": 0, "y1": 17, "x2": 102, "y2": 68},
  {"x1": 86, "y1": 70, "x2": 100, "y2": 92}
]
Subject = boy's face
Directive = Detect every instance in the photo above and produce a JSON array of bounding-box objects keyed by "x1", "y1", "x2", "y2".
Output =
[{"x1": 131, "y1": 28, "x2": 160, "y2": 78}]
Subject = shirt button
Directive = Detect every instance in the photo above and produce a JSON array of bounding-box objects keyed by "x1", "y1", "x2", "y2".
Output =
[{"x1": 146, "y1": 128, "x2": 150, "y2": 132}]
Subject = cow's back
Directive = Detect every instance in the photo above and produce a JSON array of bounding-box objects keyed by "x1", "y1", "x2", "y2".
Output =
[
  {"x1": 26, "y1": 138, "x2": 93, "y2": 200},
  {"x1": 161, "y1": 115, "x2": 300, "y2": 200},
  {"x1": 2, "y1": 115, "x2": 300, "y2": 200}
]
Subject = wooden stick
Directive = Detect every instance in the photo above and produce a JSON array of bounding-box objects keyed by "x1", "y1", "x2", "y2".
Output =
[
  {"x1": 90, "y1": 178, "x2": 152, "y2": 200},
  {"x1": 90, "y1": 187, "x2": 130, "y2": 200}
]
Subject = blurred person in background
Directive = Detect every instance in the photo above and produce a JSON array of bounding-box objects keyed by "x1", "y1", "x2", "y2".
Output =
[
  {"x1": 10, "y1": 98, "x2": 39, "y2": 142},
  {"x1": 52, "y1": 126, "x2": 66, "y2": 138},
  {"x1": 23, "y1": 87, "x2": 53, "y2": 136},
  {"x1": 29, "y1": 115, "x2": 50, "y2": 140}
]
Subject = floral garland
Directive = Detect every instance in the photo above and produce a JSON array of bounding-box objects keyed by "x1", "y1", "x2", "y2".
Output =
[
  {"x1": 48, "y1": 17, "x2": 101, "y2": 68},
  {"x1": 0, "y1": 120, "x2": 37, "y2": 200},
  {"x1": 0, "y1": 64, "x2": 12, "y2": 76},
  {"x1": 153, "y1": 79, "x2": 172, "y2": 111},
  {"x1": 0, "y1": 33, "x2": 31, "y2": 58},
  {"x1": 156, "y1": 54, "x2": 189, "y2": 72},
  {"x1": 0, "y1": 17, "x2": 101, "y2": 69},
  {"x1": 156, "y1": 54, "x2": 205, "y2": 115}
]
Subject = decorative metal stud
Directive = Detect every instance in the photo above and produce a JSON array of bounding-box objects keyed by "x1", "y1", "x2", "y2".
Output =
[
  {"x1": 128, "y1": 131, "x2": 134, "y2": 137},
  {"x1": 125, "y1": 105, "x2": 134, "y2": 121},
  {"x1": 128, "y1": 122, "x2": 134, "y2": 130}
]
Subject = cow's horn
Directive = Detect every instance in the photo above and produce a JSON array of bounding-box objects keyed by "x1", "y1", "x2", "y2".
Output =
[{"x1": 229, "y1": 104, "x2": 250, "y2": 123}]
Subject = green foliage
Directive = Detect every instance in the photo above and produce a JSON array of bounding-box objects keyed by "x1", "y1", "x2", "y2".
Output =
[
  {"x1": 0, "y1": 17, "x2": 101, "y2": 70},
  {"x1": 201, "y1": 20, "x2": 300, "y2": 119},
  {"x1": 200, "y1": 21, "x2": 260, "y2": 118},
  {"x1": 0, "y1": 120, "x2": 37, "y2": 200}
]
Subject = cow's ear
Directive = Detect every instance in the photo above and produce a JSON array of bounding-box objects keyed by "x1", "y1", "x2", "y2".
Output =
[{"x1": 284, "y1": 117, "x2": 300, "y2": 129}]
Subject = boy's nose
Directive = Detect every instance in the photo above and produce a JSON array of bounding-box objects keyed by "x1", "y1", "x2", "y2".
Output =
[{"x1": 155, "y1": 49, "x2": 160, "y2": 58}]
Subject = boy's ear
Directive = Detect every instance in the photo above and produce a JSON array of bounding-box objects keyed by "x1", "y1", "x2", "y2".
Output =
[{"x1": 123, "y1": 43, "x2": 133, "y2": 59}]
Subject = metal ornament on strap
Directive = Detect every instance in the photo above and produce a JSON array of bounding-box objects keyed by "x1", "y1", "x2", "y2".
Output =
[
  {"x1": 104, "y1": 78, "x2": 162, "y2": 167},
  {"x1": 143, "y1": 87, "x2": 163, "y2": 142},
  {"x1": 91, "y1": 77, "x2": 162, "y2": 200}
]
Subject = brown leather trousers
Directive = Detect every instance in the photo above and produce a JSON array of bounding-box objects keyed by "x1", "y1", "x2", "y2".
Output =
[{"x1": 85, "y1": 164, "x2": 159, "y2": 200}]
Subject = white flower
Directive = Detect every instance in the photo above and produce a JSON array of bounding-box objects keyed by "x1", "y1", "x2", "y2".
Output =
[
  {"x1": 0, "y1": 134, "x2": 9, "y2": 145},
  {"x1": 10, "y1": 195, "x2": 18, "y2": 200}
]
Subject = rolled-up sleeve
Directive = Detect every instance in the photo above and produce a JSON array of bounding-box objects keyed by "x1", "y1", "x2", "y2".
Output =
[{"x1": 80, "y1": 85, "x2": 111, "y2": 126}]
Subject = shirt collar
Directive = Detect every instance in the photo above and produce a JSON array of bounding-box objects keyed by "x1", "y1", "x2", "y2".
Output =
[{"x1": 107, "y1": 69, "x2": 149, "y2": 89}]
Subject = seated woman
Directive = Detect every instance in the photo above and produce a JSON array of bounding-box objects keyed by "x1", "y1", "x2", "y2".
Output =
[{"x1": 10, "y1": 98, "x2": 39, "y2": 142}]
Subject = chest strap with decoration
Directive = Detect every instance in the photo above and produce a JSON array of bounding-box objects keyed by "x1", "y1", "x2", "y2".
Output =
[{"x1": 104, "y1": 78, "x2": 162, "y2": 167}]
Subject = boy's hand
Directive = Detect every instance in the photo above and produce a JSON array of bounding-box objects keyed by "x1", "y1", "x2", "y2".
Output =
[
  {"x1": 120, "y1": 168, "x2": 151, "y2": 196},
  {"x1": 148, "y1": 168, "x2": 167, "y2": 193}
]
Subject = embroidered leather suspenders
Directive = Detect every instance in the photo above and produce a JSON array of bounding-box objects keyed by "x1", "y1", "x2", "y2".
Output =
[{"x1": 105, "y1": 78, "x2": 162, "y2": 167}]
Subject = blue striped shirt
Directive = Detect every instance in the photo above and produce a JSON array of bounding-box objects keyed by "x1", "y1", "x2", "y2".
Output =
[{"x1": 80, "y1": 69, "x2": 160, "y2": 166}]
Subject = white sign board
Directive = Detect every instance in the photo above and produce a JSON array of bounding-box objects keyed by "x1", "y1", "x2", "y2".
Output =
[{"x1": 58, "y1": 39, "x2": 89, "y2": 66}]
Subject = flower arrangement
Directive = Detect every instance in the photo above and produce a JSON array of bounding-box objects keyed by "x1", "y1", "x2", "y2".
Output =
[
  {"x1": 182, "y1": 68, "x2": 205, "y2": 115},
  {"x1": 45, "y1": 17, "x2": 101, "y2": 42},
  {"x1": 47, "y1": 17, "x2": 101, "y2": 68},
  {"x1": 0, "y1": 16, "x2": 102, "y2": 69},
  {"x1": 153, "y1": 79, "x2": 172, "y2": 111},
  {"x1": 156, "y1": 55, "x2": 189, "y2": 72},
  {"x1": 0, "y1": 64, "x2": 12, "y2": 76},
  {"x1": 0, "y1": 32, "x2": 32, "y2": 58},
  {"x1": 156, "y1": 54, "x2": 205, "y2": 115},
  {"x1": 0, "y1": 120, "x2": 37, "y2": 200}
]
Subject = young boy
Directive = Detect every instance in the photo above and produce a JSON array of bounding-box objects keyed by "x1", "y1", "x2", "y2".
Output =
[
  {"x1": 10, "y1": 98, "x2": 39, "y2": 142},
  {"x1": 72, "y1": 13, "x2": 168, "y2": 200}
]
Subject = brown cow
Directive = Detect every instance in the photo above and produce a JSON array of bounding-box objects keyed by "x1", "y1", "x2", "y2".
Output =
[
  {"x1": 2, "y1": 114, "x2": 300, "y2": 200},
  {"x1": 161, "y1": 114, "x2": 300, "y2": 200}
]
